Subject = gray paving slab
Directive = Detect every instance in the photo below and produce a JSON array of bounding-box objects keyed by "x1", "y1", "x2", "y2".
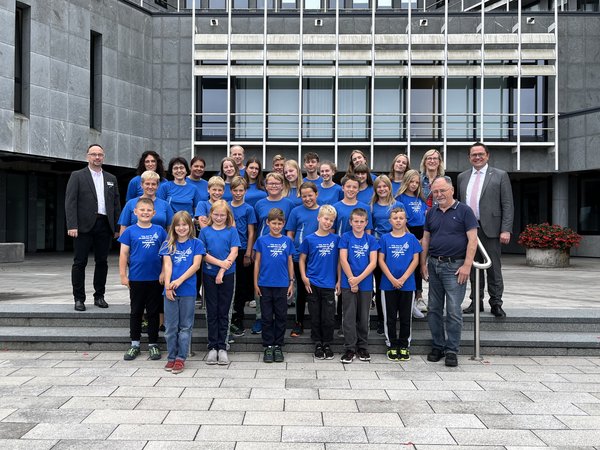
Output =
[
  {"x1": 282, "y1": 425, "x2": 367, "y2": 443},
  {"x1": 554, "y1": 415, "x2": 600, "y2": 429},
  {"x1": 477, "y1": 380, "x2": 552, "y2": 391},
  {"x1": 285, "y1": 379, "x2": 351, "y2": 389},
  {"x1": 317, "y1": 370, "x2": 378, "y2": 380},
  {"x1": 0, "y1": 386, "x2": 53, "y2": 397},
  {"x1": 437, "y1": 371, "x2": 504, "y2": 381},
  {"x1": 495, "y1": 371, "x2": 568, "y2": 382},
  {"x1": 386, "y1": 390, "x2": 459, "y2": 401},
  {"x1": 195, "y1": 425, "x2": 281, "y2": 442},
  {"x1": 0, "y1": 409, "x2": 15, "y2": 421},
  {"x1": 0, "y1": 422, "x2": 36, "y2": 439},
  {"x1": 91, "y1": 376, "x2": 159, "y2": 387},
  {"x1": 349, "y1": 380, "x2": 416, "y2": 390},
  {"x1": 243, "y1": 411, "x2": 322, "y2": 426},
  {"x1": 561, "y1": 373, "x2": 600, "y2": 383},
  {"x1": 448, "y1": 429, "x2": 546, "y2": 446},
  {"x1": 453, "y1": 390, "x2": 533, "y2": 402},
  {"x1": 60, "y1": 397, "x2": 141, "y2": 410},
  {"x1": 74, "y1": 367, "x2": 138, "y2": 377},
  {"x1": 400, "y1": 413, "x2": 486, "y2": 428},
  {"x1": 9, "y1": 368, "x2": 78, "y2": 377},
  {"x1": 39, "y1": 352, "x2": 100, "y2": 360},
  {"x1": 0, "y1": 376, "x2": 33, "y2": 386},
  {"x1": 41, "y1": 385, "x2": 117, "y2": 397},
  {"x1": 209, "y1": 398, "x2": 283, "y2": 412},
  {"x1": 182, "y1": 387, "x2": 251, "y2": 399},
  {"x1": 318, "y1": 388, "x2": 389, "y2": 400},
  {"x1": 544, "y1": 381, "x2": 600, "y2": 392},
  {"x1": 195, "y1": 369, "x2": 257, "y2": 379},
  {"x1": 523, "y1": 391, "x2": 600, "y2": 403},
  {"x1": 52, "y1": 441, "x2": 146, "y2": 450},
  {"x1": 356, "y1": 399, "x2": 433, "y2": 413},
  {"x1": 24, "y1": 376, "x2": 97, "y2": 386},
  {"x1": 256, "y1": 369, "x2": 315, "y2": 379},
  {"x1": 364, "y1": 426, "x2": 456, "y2": 445},
  {"x1": 135, "y1": 397, "x2": 212, "y2": 411},
  {"x1": 500, "y1": 400, "x2": 589, "y2": 415},
  {"x1": 164, "y1": 410, "x2": 245, "y2": 425},
  {"x1": 478, "y1": 413, "x2": 568, "y2": 429},
  {"x1": 108, "y1": 424, "x2": 199, "y2": 441},
  {"x1": 221, "y1": 378, "x2": 285, "y2": 388},
  {"x1": 83, "y1": 409, "x2": 168, "y2": 424},
  {"x1": 428, "y1": 400, "x2": 511, "y2": 415},
  {"x1": 0, "y1": 396, "x2": 70, "y2": 409},
  {"x1": 250, "y1": 388, "x2": 319, "y2": 399},
  {"x1": 144, "y1": 442, "x2": 234, "y2": 450},
  {"x1": 533, "y1": 430, "x2": 600, "y2": 447},
  {"x1": 236, "y1": 444, "x2": 323, "y2": 450},
  {"x1": 0, "y1": 439, "x2": 57, "y2": 449},
  {"x1": 154, "y1": 377, "x2": 223, "y2": 388},
  {"x1": 575, "y1": 403, "x2": 600, "y2": 415},
  {"x1": 3, "y1": 408, "x2": 92, "y2": 424},
  {"x1": 322, "y1": 412, "x2": 402, "y2": 427},
  {"x1": 413, "y1": 380, "x2": 484, "y2": 391},
  {"x1": 285, "y1": 399, "x2": 358, "y2": 412},
  {"x1": 375, "y1": 371, "x2": 441, "y2": 381},
  {"x1": 110, "y1": 386, "x2": 184, "y2": 398},
  {"x1": 22, "y1": 423, "x2": 116, "y2": 440}
]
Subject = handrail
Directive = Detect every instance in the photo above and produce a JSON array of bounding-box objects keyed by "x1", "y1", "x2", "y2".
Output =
[{"x1": 471, "y1": 237, "x2": 491, "y2": 362}]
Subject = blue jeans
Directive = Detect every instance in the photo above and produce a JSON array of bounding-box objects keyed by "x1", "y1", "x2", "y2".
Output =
[
  {"x1": 164, "y1": 295, "x2": 195, "y2": 361},
  {"x1": 427, "y1": 258, "x2": 466, "y2": 354}
]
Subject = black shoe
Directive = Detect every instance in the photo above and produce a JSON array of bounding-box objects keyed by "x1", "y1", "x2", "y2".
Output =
[
  {"x1": 490, "y1": 305, "x2": 507, "y2": 318},
  {"x1": 74, "y1": 301, "x2": 86, "y2": 311},
  {"x1": 445, "y1": 352, "x2": 458, "y2": 367},
  {"x1": 376, "y1": 322, "x2": 384, "y2": 336},
  {"x1": 323, "y1": 344, "x2": 334, "y2": 360},
  {"x1": 314, "y1": 344, "x2": 325, "y2": 360},
  {"x1": 463, "y1": 301, "x2": 484, "y2": 314},
  {"x1": 427, "y1": 348, "x2": 444, "y2": 362},
  {"x1": 273, "y1": 345, "x2": 284, "y2": 363},
  {"x1": 94, "y1": 297, "x2": 109, "y2": 308}
]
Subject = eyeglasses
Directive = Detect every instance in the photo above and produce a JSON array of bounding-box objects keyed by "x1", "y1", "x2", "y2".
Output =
[
  {"x1": 470, "y1": 153, "x2": 487, "y2": 159},
  {"x1": 88, "y1": 153, "x2": 104, "y2": 158},
  {"x1": 431, "y1": 188, "x2": 450, "y2": 195},
  {"x1": 266, "y1": 183, "x2": 282, "y2": 187},
  {"x1": 426, "y1": 156, "x2": 439, "y2": 161}
]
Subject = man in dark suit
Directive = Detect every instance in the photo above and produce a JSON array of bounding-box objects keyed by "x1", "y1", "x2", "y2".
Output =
[
  {"x1": 65, "y1": 144, "x2": 121, "y2": 311},
  {"x1": 457, "y1": 142, "x2": 514, "y2": 318}
]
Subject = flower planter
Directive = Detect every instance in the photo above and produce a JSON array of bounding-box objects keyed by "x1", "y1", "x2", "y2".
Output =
[{"x1": 525, "y1": 248, "x2": 570, "y2": 268}]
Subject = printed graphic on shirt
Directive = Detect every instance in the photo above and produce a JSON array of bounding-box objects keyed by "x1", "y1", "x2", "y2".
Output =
[
  {"x1": 351, "y1": 242, "x2": 370, "y2": 259},
  {"x1": 268, "y1": 241, "x2": 288, "y2": 258},
  {"x1": 174, "y1": 247, "x2": 193, "y2": 264},
  {"x1": 318, "y1": 241, "x2": 336, "y2": 257},
  {"x1": 390, "y1": 241, "x2": 410, "y2": 258},
  {"x1": 139, "y1": 232, "x2": 161, "y2": 249}
]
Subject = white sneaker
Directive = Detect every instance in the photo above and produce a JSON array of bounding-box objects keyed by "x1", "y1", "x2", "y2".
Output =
[
  {"x1": 416, "y1": 298, "x2": 428, "y2": 312},
  {"x1": 206, "y1": 349, "x2": 218, "y2": 365},
  {"x1": 412, "y1": 303, "x2": 425, "y2": 319},
  {"x1": 218, "y1": 349, "x2": 229, "y2": 365},
  {"x1": 248, "y1": 300, "x2": 256, "y2": 308}
]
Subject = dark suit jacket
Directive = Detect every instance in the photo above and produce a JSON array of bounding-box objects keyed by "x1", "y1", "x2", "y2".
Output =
[
  {"x1": 457, "y1": 166, "x2": 514, "y2": 238},
  {"x1": 65, "y1": 167, "x2": 121, "y2": 233}
]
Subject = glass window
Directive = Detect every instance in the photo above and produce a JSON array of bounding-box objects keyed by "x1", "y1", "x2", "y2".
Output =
[
  {"x1": 373, "y1": 78, "x2": 404, "y2": 140},
  {"x1": 268, "y1": 78, "x2": 299, "y2": 140},
  {"x1": 90, "y1": 31, "x2": 102, "y2": 131},
  {"x1": 208, "y1": 0, "x2": 226, "y2": 8},
  {"x1": 515, "y1": 76, "x2": 546, "y2": 141},
  {"x1": 410, "y1": 78, "x2": 440, "y2": 140},
  {"x1": 197, "y1": 77, "x2": 227, "y2": 140},
  {"x1": 305, "y1": 0, "x2": 321, "y2": 9},
  {"x1": 477, "y1": 77, "x2": 510, "y2": 140},
  {"x1": 233, "y1": 0, "x2": 249, "y2": 7},
  {"x1": 281, "y1": 0, "x2": 298, "y2": 8},
  {"x1": 445, "y1": 78, "x2": 475, "y2": 140},
  {"x1": 338, "y1": 78, "x2": 370, "y2": 140},
  {"x1": 377, "y1": 0, "x2": 392, "y2": 9},
  {"x1": 352, "y1": 0, "x2": 370, "y2": 8},
  {"x1": 579, "y1": 175, "x2": 600, "y2": 234},
  {"x1": 233, "y1": 78, "x2": 263, "y2": 140},
  {"x1": 302, "y1": 78, "x2": 334, "y2": 140}
]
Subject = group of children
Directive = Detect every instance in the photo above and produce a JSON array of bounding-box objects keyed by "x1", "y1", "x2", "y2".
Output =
[{"x1": 118, "y1": 155, "x2": 428, "y2": 371}]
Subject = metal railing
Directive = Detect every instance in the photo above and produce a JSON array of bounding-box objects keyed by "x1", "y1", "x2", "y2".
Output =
[{"x1": 471, "y1": 237, "x2": 492, "y2": 361}]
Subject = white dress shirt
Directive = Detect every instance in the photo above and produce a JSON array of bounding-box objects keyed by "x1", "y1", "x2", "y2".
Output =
[
  {"x1": 89, "y1": 168, "x2": 107, "y2": 215},
  {"x1": 466, "y1": 163, "x2": 487, "y2": 220}
]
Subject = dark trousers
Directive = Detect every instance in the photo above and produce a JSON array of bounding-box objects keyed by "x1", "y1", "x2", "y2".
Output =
[
  {"x1": 260, "y1": 286, "x2": 288, "y2": 347},
  {"x1": 293, "y1": 262, "x2": 308, "y2": 326},
  {"x1": 408, "y1": 225, "x2": 424, "y2": 292},
  {"x1": 129, "y1": 280, "x2": 162, "y2": 344},
  {"x1": 373, "y1": 266, "x2": 384, "y2": 323},
  {"x1": 307, "y1": 284, "x2": 336, "y2": 345},
  {"x1": 71, "y1": 215, "x2": 112, "y2": 302},
  {"x1": 382, "y1": 290, "x2": 413, "y2": 348},
  {"x1": 232, "y1": 251, "x2": 253, "y2": 326},
  {"x1": 470, "y1": 229, "x2": 504, "y2": 307},
  {"x1": 341, "y1": 288, "x2": 371, "y2": 352},
  {"x1": 204, "y1": 273, "x2": 235, "y2": 351}
]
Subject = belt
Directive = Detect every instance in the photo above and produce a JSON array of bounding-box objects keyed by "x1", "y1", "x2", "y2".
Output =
[{"x1": 431, "y1": 255, "x2": 465, "y2": 263}]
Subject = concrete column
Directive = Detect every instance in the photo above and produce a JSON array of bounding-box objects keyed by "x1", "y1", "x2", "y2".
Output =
[{"x1": 551, "y1": 173, "x2": 569, "y2": 227}]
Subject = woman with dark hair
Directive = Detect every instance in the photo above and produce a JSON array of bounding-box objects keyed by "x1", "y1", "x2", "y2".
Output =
[
  {"x1": 157, "y1": 157, "x2": 202, "y2": 216},
  {"x1": 220, "y1": 156, "x2": 240, "y2": 202},
  {"x1": 346, "y1": 149, "x2": 377, "y2": 181},
  {"x1": 354, "y1": 164, "x2": 374, "y2": 204},
  {"x1": 388, "y1": 153, "x2": 410, "y2": 197},
  {"x1": 187, "y1": 156, "x2": 209, "y2": 202},
  {"x1": 125, "y1": 151, "x2": 166, "y2": 201},
  {"x1": 243, "y1": 157, "x2": 267, "y2": 207}
]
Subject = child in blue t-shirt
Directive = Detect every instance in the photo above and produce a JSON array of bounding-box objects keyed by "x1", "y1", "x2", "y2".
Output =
[
  {"x1": 299, "y1": 205, "x2": 340, "y2": 360},
  {"x1": 333, "y1": 174, "x2": 372, "y2": 236},
  {"x1": 199, "y1": 200, "x2": 241, "y2": 366},
  {"x1": 285, "y1": 181, "x2": 320, "y2": 338},
  {"x1": 229, "y1": 176, "x2": 257, "y2": 336},
  {"x1": 118, "y1": 198, "x2": 168, "y2": 362},
  {"x1": 160, "y1": 211, "x2": 205, "y2": 374},
  {"x1": 317, "y1": 161, "x2": 343, "y2": 205},
  {"x1": 339, "y1": 207, "x2": 380, "y2": 364},
  {"x1": 378, "y1": 207, "x2": 422, "y2": 362},
  {"x1": 253, "y1": 208, "x2": 294, "y2": 363},
  {"x1": 195, "y1": 176, "x2": 225, "y2": 229}
]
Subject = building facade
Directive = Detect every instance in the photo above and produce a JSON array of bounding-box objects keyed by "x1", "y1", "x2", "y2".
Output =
[{"x1": 0, "y1": 0, "x2": 599, "y2": 256}]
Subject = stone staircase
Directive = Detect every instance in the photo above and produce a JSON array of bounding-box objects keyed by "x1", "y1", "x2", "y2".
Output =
[{"x1": 0, "y1": 304, "x2": 598, "y2": 356}]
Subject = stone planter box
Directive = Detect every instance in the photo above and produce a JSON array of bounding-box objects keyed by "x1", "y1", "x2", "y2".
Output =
[{"x1": 525, "y1": 248, "x2": 570, "y2": 268}]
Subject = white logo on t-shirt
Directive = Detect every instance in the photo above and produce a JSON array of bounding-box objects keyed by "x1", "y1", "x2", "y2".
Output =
[
  {"x1": 268, "y1": 242, "x2": 288, "y2": 258},
  {"x1": 390, "y1": 242, "x2": 410, "y2": 258},
  {"x1": 173, "y1": 247, "x2": 192, "y2": 264},
  {"x1": 139, "y1": 232, "x2": 160, "y2": 249},
  {"x1": 352, "y1": 242, "x2": 369, "y2": 258},
  {"x1": 317, "y1": 241, "x2": 335, "y2": 257}
]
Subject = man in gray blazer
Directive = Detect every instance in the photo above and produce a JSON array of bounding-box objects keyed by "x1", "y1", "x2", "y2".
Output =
[
  {"x1": 457, "y1": 142, "x2": 514, "y2": 318},
  {"x1": 65, "y1": 144, "x2": 121, "y2": 311}
]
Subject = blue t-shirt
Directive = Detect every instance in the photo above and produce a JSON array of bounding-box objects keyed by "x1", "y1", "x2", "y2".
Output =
[
  {"x1": 253, "y1": 234, "x2": 294, "y2": 288},
  {"x1": 285, "y1": 205, "x2": 321, "y2": 262},
  {"x1": 222, "y1": 183, "x2": 233, "y2": 202},
  {"x1": 357, "y1": 186, "x2": 374, "y2": 205},
  {"x1": 391, "y1": 180, "x2": 402, "y2": 198},
  {"x1": 371, "y1": 201, "x2": 406, "y2": 239},
  {"x1": 286, "y1": 187, "x2": 303, "y2": 207},
  {"x1": 118, "y1": 224, "x2": 167, "y2": 281},
  {"x1": 118, "y1": 197, "x2": 174, "y2": 229},
  {"x1": 424, "y1": 201, "x2": 479, "y2": 258},
  {"x1": 199, "y1": 226, "x2": 241, "y2": 276},
  {"x1": 299, "y1": 233, "x2": 340, "y2": 289},
  {"x1": 339, "y1": 231, "x2": 380, "y2": 291},
  {"x1": 229, "y1": 202, "x2": 257, "y2": 250},
  {"x1": 317, "y1": 183, "x2": 343, "y2": 206},
  {"x1": 159, "y1": 238, "x2": 206, "y2": 297},
  {"x1": 157, "y1": 181, "x2": 202, "y2": 216},
  {"x1": 186, "y1": 177, "x2": 209, "y2": 202},
  {"x1": 399, "y1": 193, "x2": 428, "y2": 227},
  {"x1": 126, "y1": 175, "x2": 168, "y2": 202},
  {"x1": 254, "y1": 197, "x2": 295, "y2": 236},
  {"x1": 333, "y1": 200, "x2": 373, "y2": 236},
  {"x1": 245, "y1": 183, "x2": 267, "y2": 207},
  {"x1": 194, "y1": 200, "x2": 214, "y2": 218},
  {"x1": 303, "y1": 176, "x2": 323, "y2": 184},
  {"x1": 379, "y1": 232, "x2": 422, "y2": 291}
]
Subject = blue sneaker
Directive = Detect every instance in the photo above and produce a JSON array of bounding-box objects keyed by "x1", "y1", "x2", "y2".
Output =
[{"x1": 251, "y1": 319, "x2": 262, "y2": 334}]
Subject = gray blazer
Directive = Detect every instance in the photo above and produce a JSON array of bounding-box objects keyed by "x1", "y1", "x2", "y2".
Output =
[
  {"x1": 457, "y1": 166, "x2": 514, "y2": 238},
  {"x1": 65, "y1": 167, "x2": 121, "y2": 233}
]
